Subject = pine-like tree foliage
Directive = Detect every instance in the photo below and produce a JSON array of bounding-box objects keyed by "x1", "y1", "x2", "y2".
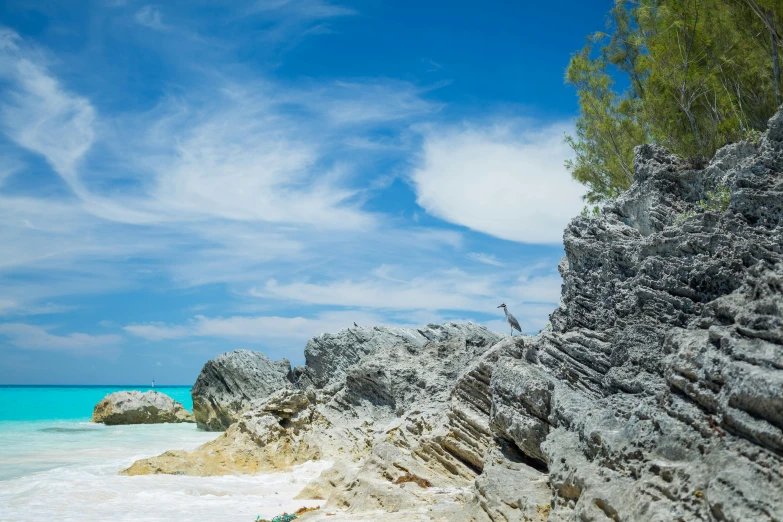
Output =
[{"x1": 566, "y1": 0, "x2": 782, "y2": 203}]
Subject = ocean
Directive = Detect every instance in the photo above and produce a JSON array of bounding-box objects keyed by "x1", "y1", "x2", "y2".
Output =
[{"x1": 0, "y1": 386, "x2": 328, "y2": 522}]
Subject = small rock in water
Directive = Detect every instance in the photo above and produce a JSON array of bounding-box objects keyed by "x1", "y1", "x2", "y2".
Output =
[{"x1": 91, "y1": 390, "x2": 194, "y2": 425}]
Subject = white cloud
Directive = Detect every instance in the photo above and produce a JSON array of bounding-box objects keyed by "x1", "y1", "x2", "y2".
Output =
[
  {"x1": 311, "y1": 80, "x2": 438, "y2": 125},
  {"x1": 124, "y1": 309, "x2": 397, "y2": 344},
  {"x1": 411, "y1": 120, "x2": 586, "y2": 243},
  {"x1": 250, "y1": 268, "x2": 561, "y2": 313},
  {"x1": 511, "y1": 273, "x2": 563, "y2": 304},
  {"x1": 143, "y1": 88, "x2": 375, "y2": 230},
  {"x1": 125, "y1": 303, "x2": 556, "y2": 347},
  {"x1": 254, "y1": 271, "x2": 496, "y2": 311},
  {"x1": 0, "y1": 299, "x2": 17, "y2": 314},
  {"x1": 0, "y1": 323, "x2": 122, "y2": 355},
  {"x1": 123, "y1": 322, "x2": 190, "y2": 341}
]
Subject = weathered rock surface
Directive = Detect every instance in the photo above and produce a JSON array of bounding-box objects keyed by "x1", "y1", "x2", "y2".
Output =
[
  {"x1": 491, "y1": 112, "x2": 783, "y2": 520},
  {"x1": 127, "y1": 109, "x2": 783, "y2": 521},
  {"x1": 191, "y1": 349, "x2": 293, "y2": 431},
  {"x1": 124, "y1": 324, "x2": 502, "y2": 477},
  {"x1": 298, "y1": 322, "x2": 502, "y2": 389},
  {"x1": 92, "y1": 391, "x2": 194, "y2": 425}
]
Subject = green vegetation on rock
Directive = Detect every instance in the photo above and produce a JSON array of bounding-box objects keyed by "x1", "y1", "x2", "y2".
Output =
[
  {"x1": 567, "y1": 0, "x2": 783, "y2": 203},
  {"x1": 674, "y1": 183, "x2": 732, "y2": 224}
]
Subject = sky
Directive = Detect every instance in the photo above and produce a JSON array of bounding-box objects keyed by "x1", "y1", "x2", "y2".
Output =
[{"x1": 0, "y1": 0, "x2": 612, "y2": 384}]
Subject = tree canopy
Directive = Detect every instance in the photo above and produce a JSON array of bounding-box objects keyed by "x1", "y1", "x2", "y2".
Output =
[{"x1": 567, "y1": 0, "x2": 783, "y2": 204}]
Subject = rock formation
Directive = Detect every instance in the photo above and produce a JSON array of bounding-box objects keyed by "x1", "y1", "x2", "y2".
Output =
[
  {"x1": 92, "y1": 390, "x2": 194, "y2": 425},
  {"x1": 191, "y1": 349, "x2": 294, "y2": 431},
  {"x1": 126, "y1": 109, "x2": 783, "y2": 521},
  {"x1": 297, "y1": 322, "x2": 503, "y2": 389}
]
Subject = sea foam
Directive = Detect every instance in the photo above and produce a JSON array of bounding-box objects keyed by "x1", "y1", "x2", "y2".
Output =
[{"x1": 0, "y1": 420, "x2": 329, "y2": 521}]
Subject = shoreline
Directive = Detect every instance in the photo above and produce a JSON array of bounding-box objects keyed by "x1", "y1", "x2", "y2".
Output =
[{"x1": 0, "y1": 416, "x2": 328, "y2": 521}]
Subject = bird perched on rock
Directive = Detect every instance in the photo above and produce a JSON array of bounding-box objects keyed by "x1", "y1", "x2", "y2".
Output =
[
  {"x1": 497, "y1": 303, "x2": 522, "y2": 336},
  {"x1": 354, "y1": 322, "x2": 358, "y2": 327}
]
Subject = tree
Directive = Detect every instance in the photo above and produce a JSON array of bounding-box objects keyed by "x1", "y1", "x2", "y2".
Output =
[
  {"x1": 565, "y1": 42, "x2": 647, "y2": 203},
  {"x1": 566, "y1": 0, "x2": 782, "y2": 203}
]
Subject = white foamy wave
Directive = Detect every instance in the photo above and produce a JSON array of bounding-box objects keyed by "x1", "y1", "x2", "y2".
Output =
[{"x1": 0, "y1": 420, "x2": 330, "y2": 522}]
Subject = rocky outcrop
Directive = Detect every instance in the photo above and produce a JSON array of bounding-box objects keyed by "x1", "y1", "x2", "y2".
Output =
[
  {"x1": 485, "y1": 113, "x2": 783, "y2": 520},
  {"x1": 126, "y1": 110, "x2": 783, "y2": 521},
  {"x1": 122, "y1": 389, "x2": 340, "y2": 476},
  {"x1": 191, "y1": 349, "x2": 294, "y2": 431},
  {"x1": 123, "y1": 325, "x2": 503, "y2": 481},
  {"x1": 297, "y1": 322, "x2": 502, "y2": 389},
  {"x1": 91, "y1": 391, "x2": 194, "y2": 425}
]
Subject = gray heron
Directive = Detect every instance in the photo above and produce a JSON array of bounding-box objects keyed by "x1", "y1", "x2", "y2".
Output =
[{"x1": 497, "y1": 303, "x2": 522, "y2": 336}]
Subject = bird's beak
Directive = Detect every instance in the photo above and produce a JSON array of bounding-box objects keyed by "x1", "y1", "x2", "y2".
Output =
[{"x1": 497, "y1": 304, "x2": 503, "y2": 308}]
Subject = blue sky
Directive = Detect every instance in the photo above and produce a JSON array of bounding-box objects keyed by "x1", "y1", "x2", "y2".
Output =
[{"x1": 0, "y1": 0, "x2": 611, "y2": 384}]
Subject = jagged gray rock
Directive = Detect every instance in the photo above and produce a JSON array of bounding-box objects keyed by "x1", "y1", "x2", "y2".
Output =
[
  {"x1": 488, "y1": 111, "x2": 783, "y2": 521},
  {"x1": 92, "y1": 390, "x2": 194, "y2": 425},
  {"x1": 298, "y1": 322, "x2": 502, "y2": 389},
  {"x1": 191, "y1": 349, "x2": 293, "y2": 431}
]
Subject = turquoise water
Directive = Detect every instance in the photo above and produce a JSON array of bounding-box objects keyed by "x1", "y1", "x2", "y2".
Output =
[
  {"x1": 0, "y1": 386, "x2": 328, "y2": 521},
  {"x1": 0, "y1": 385, "x2": 194, "y2": 421}
]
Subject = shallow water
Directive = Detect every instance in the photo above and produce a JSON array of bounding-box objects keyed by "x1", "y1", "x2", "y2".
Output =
[
  {"x1": 0, "y1": 387, "x2": 328, "y2": 522},
  {"x1": 0, "y1": 385, "x2": 195, "y2": 422}
]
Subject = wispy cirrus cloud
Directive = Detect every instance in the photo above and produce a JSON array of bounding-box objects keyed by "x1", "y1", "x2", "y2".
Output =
[
  {"x1": 253, "y1": 0, "x2": 356, "y2": 19},
  {"x1": 468, "y1": 252, "x2": 504, "y2": 267},
  {"x1": 0, "y1": 323, "x2": 122, "y2": 356},
  {"x1": 245, "y1": 0, "x2": 357, "y2": 46},
  {"x1": 124, "y1": 309, "x2": 396, "y2": 344},
  {"x1": 0, "y1": 0, "x2": 575, "y2": 375},
  {"x1": 0, "y1": 25, "x2": 444, "y2": 310},
  {"x1": 0, "y1": 29, "x2": 95, "y2": 186},
  {"x1": 251, "y1": 265, "x2": 561, "y2": 312}
]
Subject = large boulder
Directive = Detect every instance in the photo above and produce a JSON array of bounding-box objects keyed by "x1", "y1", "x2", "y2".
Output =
[
  {"x1": 191, "y1": 349, "x2": 294, "y2": 431},
  {"x1": 92, "y1": 390, "x2": 194, "y2": 425}
]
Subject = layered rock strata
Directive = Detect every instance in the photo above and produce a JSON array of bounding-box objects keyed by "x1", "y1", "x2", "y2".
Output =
[
  {"x1": 127, "y1": 110, "x2": 783, "y2": 521},
  {"x1": 92, "y1": 390, "x2": 194, "y2": 425},
  {"x1": 191, "y1": 349, "x2": 294, "y2": 431}
]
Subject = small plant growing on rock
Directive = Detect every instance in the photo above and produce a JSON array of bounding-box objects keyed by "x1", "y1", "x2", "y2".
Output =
[
  {"x1": 698, "y1": 185, "x2": 731, "y2": 213},
  {"x1": 580, "y1": 205, "x2": 601, "y2": 218},
  {"x1": 674, "y1": 184, "x2": 731, "y2": 225},
  {"x1": 741, "y1": 128, "x2": 763, "y2": 145}
]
